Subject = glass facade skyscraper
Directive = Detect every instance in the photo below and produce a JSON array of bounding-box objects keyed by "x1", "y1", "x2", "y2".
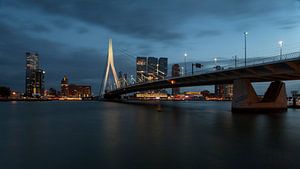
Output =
[
  {"x1": 25, "y1": 52, "x2": 45, "y2": 97},
  {"x1": 147, "y1": 57, "x2": 158, "y2": 77},
  {"x1": 136, "y1": 56, "x2": 168, "y2": 83},
  {"x1": 158, "y1": 57, "x2": 168, "y2": 79},
  {"x1": 136, "y1": 57, "x2": 147, "y2": 83}
]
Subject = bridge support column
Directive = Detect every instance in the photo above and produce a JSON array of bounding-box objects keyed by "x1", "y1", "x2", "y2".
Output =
[{"x1": 232, "y1": 79, "x2": 287, "y2": 113}]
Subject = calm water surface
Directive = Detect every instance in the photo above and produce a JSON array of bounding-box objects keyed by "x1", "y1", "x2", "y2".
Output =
[{"x1": 1, "y1": 101, "x2": 300, "y2": 169}]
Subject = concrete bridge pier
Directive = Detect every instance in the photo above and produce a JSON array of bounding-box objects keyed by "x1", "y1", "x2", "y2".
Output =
[{"x1": 232, "y1": 79, "x2": 287, "y2": 113}]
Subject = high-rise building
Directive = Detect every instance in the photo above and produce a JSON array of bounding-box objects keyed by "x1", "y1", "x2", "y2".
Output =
[
  {"x1": 172, "y1": 64, "x2": 180, "y2": 95},
  {"x1": 25, "y1": 52, "x2": 39, "y2": 96},
  {"x1": 147, "y1": 57, "x2": 158, "y2": 78},
  {"x1": 158, "y1": 57, "x2": 168, "y2": 79},
  {"x1": 136, "y1": 56, "x2": 169, "y2": 82},
  {"x1": 136, "y1": 57, "x2": 147, "y2": 83},
  {"x1": 61, "y1": 75, "x2": 69, "y2": 97},
  {"x1": 33, "y1": 69, "x2": 45, "y2": 96},
  {"x1": 25, "y1": 52, "x2": 45, "y2": 97}
]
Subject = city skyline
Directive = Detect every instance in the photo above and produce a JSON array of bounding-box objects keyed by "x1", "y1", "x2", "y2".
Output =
[
  {"x1": 1, "y1": 0, "x2": 300, "y2": 94},
  {"x1": 2, "y1": 1, "x2": 300, "y2": 169}
]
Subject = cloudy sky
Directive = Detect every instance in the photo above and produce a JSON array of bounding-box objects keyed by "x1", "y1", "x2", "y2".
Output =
[{"x1": 1, "y1": 0, "x2": 300, "y2": 94}]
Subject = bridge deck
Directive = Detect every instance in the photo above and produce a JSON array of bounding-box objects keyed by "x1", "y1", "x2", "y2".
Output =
[{"x1": 105, "y1": 57, "x2": 300, "y2": 97}]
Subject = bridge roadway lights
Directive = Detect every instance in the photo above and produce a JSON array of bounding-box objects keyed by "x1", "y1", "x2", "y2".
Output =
[{"x1": 232, "y1": 79, "x2": 287, "y2": 113}]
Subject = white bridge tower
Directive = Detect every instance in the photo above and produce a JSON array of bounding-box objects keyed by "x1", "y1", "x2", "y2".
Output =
[{"x1": 100, "y1": 39, "x2": 120, "y2": 96}]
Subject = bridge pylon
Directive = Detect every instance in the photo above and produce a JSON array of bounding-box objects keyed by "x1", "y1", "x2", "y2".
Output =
[
  {"x1": 232, "y1": 79, "x2": 287, "y2": 113},
  {"x1": 100, "y1": 39, "x2": 120, "y2": 97}
]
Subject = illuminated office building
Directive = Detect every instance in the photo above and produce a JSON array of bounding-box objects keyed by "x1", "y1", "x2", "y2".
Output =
[
  {"x1": 136, "y1": 57, "x2": 147, "y2": 83},
  {"x1": 158, "y1": 57, "x2": 168, "y2": 79},
  {"x1": 136, "y1": 56, "x2": 168, "y2": 82},
  {"x1": 25, "y1": 52, "x2": 45, "y2": 97},
  {"x1": 147, "y1": 57, "x2": 158, "y2": 79}
]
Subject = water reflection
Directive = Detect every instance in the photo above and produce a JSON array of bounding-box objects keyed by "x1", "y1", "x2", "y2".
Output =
[{"x1": 0, "y1": 101, "x2": 300, "y2": 169}]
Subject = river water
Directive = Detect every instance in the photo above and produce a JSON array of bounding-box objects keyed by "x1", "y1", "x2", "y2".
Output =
[{"x1": 1, "y1": 101, "x2": 300, "y2": 169}]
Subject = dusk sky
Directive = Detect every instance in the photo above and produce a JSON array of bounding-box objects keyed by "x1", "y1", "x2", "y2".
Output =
[{"x1": 1, "y1": 0, "x2": 300, "y2": 94}]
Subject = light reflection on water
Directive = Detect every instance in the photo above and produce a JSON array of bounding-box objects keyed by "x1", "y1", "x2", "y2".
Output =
[{"x1": 0, "y1": 101, "x2": 300, "y2": 169}]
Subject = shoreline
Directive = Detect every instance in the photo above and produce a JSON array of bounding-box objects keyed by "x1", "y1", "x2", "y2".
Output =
[{"x1": 2, "y1": 99, "x2": 299, "y2": 109}]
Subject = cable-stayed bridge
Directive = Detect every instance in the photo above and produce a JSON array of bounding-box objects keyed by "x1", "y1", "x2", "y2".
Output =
[{"x1": 100, "y1": 39, "x2": 300, "y2": 113}]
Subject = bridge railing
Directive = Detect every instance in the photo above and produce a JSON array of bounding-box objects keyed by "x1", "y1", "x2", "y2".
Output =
[
  {"x1": 243, "y1": 52, "x2": 300, "y2": 66},
  {"x1": 116, "y1": 51, "x2": 300, "y2": 89}
]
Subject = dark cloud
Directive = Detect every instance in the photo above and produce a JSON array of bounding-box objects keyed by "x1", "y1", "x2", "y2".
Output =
[
  {"x1": 0, "y1": 22, "x2": 106, "y2": 93},
  {"x1": 2, "y1": 0, "x2": 183, "y2": 41},
  {"x1": 77, "y1": 27, "x2": 89, "y2": 34},
  {"x1": 1, "y1": 0, "x2": 300, "y2": 94},
  {"x1": 271, "y1": 16, "x2": 300, "y2": 30},
  {"x1": 22, "y1": 23, "x2": 51, "y2": 33},
  {"x1": 196, "y1": 30, "x2": 222, "y2": 38},
  {"x1": 3, "y1": 0, "x2": 297, "y2": 41},
  {"x1": 50, "y1": 18, "x2": 72, "y2": 30},
  {"x1": 0, "y1": 10, "x2": 51, "y2": 33}
]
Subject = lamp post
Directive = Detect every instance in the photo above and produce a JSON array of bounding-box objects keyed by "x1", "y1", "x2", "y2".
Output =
[
  {"x1": 214, "y1": 58, "x2": 217, "y2": 65},
  {"x1": 234, "y1": 55, "x2": 237, "y2": 68},
  {"x1": 278, "y1": 41, "x2": 283, "y2": 59},
  {"x1": 156, "y1": 63, "x2": 159, "y2": 79},
  {"x1": 244, "y1": 32, "x2": 248, "y2": 67},
  {"x1": 184, "y1": 53, "x2": 187, "y2": 75}
]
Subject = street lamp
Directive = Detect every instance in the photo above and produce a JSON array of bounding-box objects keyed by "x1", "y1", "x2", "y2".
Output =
[
  {"x1": 244, "y1": 32, "x2": 248, "y2": 67},
  {"x1": 184, "y1": 53, "x2": 187, "y2": 75},
  {"x1": 233, "y1": 55, "x2": 237, "y2": 68},
  {"x1": 214, "y1": 58, "x2": 217, "y2": 65},
  {"x1": 156, "y1": 63, "x2": 159, "y2": 78},
  {"x1": 278, "y1": 41, "x2": 283, "y2": 59}
]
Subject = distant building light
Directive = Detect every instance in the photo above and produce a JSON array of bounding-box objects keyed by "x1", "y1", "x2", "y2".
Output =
[{"x1": 170, "y1": 80, "x2": 176, "y2": 84}]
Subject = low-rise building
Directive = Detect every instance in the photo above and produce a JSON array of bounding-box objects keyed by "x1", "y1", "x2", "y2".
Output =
[
  {"x1": 68, "y1": 84, "x2": 92, "y2": 98},
  {"x1": 60, "y1": 75, "x2": 92, "y2": 99}
]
